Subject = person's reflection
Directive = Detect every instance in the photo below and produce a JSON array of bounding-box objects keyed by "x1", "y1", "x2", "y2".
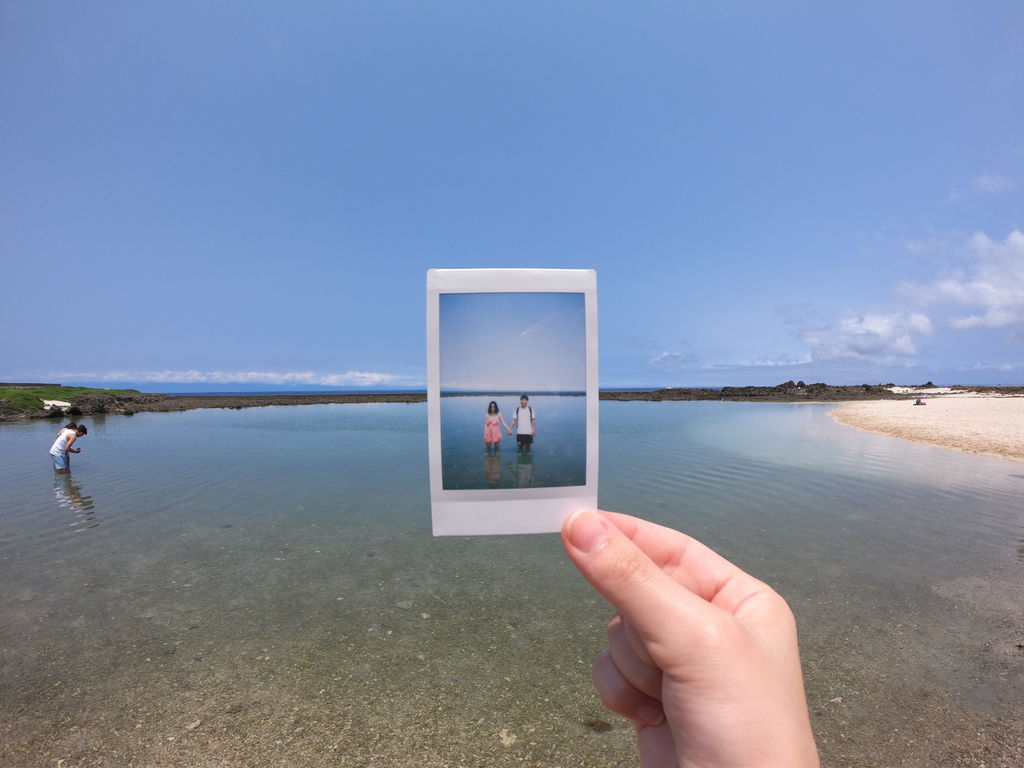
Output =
[
  {"x1": 53, "y1": 476, "x2": 98, "y2": 530},
  {"x1": 507, "y1": 452, "x2": 535, "y2": 488},
  {"x1": 483, "y1": 453, "x2": 503, "y2": 488}
]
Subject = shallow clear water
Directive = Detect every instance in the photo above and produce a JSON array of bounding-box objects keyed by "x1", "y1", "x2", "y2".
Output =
[
  {"x1": 440, "y1": 395, "x2": 586, "y2": 489},
  {"x1": 1, "y1": 402, "x2": 1022, "y2": 767}
]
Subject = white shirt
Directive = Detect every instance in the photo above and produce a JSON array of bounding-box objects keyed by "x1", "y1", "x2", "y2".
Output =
[
  {"x1": 50, "y1": 428, "x2": 74, "y2": 456},
  {"x1": 514, "y1": 405, "x2": 535, "y2": 435}
]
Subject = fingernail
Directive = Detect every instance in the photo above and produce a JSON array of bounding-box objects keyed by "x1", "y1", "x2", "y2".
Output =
[
  {"x1": 566, "y1": 510, "x2": 609, "y2": 553},
  {"x1": 635, "y1": 704, "x2": 665, "y2": 726}
]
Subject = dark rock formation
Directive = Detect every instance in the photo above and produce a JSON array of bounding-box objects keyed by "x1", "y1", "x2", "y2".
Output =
[
  {"x1": 600, "y1": 383, "x2": 909, "y2": 402},
  {"x1": 3, "y1": 384, "x2": 1020, "y2": 424}
]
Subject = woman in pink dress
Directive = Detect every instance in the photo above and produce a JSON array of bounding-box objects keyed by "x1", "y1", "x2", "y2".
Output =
[{"x1": 483, "y1": 401, "x2": 511, "y2": 455}]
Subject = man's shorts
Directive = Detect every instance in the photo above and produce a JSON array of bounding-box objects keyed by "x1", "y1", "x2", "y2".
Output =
[
  {"x1": 51, "y1": 452, "x2": 68, "y2": 470},
  {"x1": 516, "y1": 434, "x2": 533, "y2": 450}
]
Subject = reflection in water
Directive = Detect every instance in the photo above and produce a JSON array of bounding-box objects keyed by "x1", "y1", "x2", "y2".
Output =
[
  {"x1": 506, "y1": 452, "x2": 535, "y2": 488},
  {"x1": 483, "y1": 453, "x2": 502, "y2": 488},
  {"x1": 1, "y1": 403, "x2": 1023, "y2": 767},
  {"x1": 442, "y1": 395, "x2": 585, "y2": 489},
  {"x1": 52, "y1": 476, "x2": 98, "y2": 530}
]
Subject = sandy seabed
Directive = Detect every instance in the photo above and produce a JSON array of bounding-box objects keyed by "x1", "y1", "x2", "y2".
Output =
[{"x1": 831, "y1": 394, "x2": 1024, "y2": 463}]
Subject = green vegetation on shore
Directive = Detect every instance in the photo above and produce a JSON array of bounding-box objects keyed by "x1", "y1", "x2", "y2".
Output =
[
  {"x1": 1, "y1": 382, "x2": 1019, "y2": 425},
  {"x1": 0, "y1": 385, "x2": 142, "y2": 413}
]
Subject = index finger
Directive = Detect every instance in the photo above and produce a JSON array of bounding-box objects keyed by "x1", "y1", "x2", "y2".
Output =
[
  {"x1": 598, "y1": 514, "x2": 737, "y2": 598},
  {"x1": 598, "y1": 510, "x2": 763, "y2": 609},
  {"x1": 562, "y1": 509, "x2": 723, "y2": 655}
]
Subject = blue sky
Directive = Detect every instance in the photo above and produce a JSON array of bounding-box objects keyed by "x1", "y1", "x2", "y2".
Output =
[
  {"x1": 440, "y1": 293, "x2": 585, "y2": 392},
  {"x1": 2, "y1": 2, "x2": 1022, "y2": 390}
]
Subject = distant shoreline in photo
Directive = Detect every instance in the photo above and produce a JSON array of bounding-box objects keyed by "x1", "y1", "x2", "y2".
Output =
[
  {"x1": 440, "y1": 390, "x2": 586, "y2": 397},
  {"x1": 5, "y1": 382, "x2": 1024, "y2": 425}
]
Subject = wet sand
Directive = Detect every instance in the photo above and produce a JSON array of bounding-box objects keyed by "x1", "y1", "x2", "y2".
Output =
[
  {"x1": 831, "y1": 394, "x2": 1024, "y2": 463},
  {"x1": 4, "y1": 515, "x2": 1021, "y2": 768}
]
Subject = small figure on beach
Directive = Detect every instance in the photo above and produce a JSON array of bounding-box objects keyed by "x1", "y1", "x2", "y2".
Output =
[
  {"x1": 484, "y1": 401, "x2": 511, "y2": 455},
  {"x1": 49, "y1": 422, "x2": 87, "y2": 474},
  {"x1": 509, "y1": 394, "x2": 536, "y2": 453}
]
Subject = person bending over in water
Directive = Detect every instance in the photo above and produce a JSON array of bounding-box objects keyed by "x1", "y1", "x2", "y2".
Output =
[
  {"x1": 483, "y1": 401, "x2": 511, "y2": 456},
  {"x1": 50, "y1": 422, "x2": 87, "y2": 474},
  {"x1": 562, "y1": 509, "x2": 820, "y2": 768}
]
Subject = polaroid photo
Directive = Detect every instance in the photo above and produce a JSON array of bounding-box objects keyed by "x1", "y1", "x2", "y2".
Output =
[{"x1": 427, "y1": 269, "x2": 599, "y2": 536}]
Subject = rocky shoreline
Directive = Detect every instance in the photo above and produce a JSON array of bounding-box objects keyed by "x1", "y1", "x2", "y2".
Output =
[
  {"x1": 0, "y1": 391, "x2": 426, "y2": 423},
  {"x1": 4, "y1": 381, "x2": 1021, "y2": 424},
  {"x1": 602, "y1": 382, "x2": 907, "y2": 402}
]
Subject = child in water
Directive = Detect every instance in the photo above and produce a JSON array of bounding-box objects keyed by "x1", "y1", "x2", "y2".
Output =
[{"x1": 483, "y1": 401, "x2": 511, "y2": 456}]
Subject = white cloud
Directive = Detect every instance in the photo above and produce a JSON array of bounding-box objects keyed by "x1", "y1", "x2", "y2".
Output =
[
  {"x1": 947, "y1": 174, "x2": 1015, "y2": 203},
  {"x1": 721, "y1": 356, "x2": 813, "y2": 368},
  {"x1": 792, "y1": 229, "x2": 1023, "y2": 367},
  {"x1": 959, "y1": 361, "x2": 1023, "y2": 372},
  {"x1": 972, "y1": 173, "x2": 1016, "y2": 194},
  {"x1": 904, "y1": 234, "x2": 951, "y2": 254},
  {"x1": 55, "y1": 369, "x2": 406, "y2": 387},
  {"x1": 650, "y1": 351, "x2": 699, "y2": 368},
  {"x1": 902, "y1": 229, "x2": 1024, "y2": 330},
  {"x1": 802, "y1": 312, "x2": 933, "y2": 361},
  {"x1": 519, "y1": 310, "x2": 582, "y2": 339}
]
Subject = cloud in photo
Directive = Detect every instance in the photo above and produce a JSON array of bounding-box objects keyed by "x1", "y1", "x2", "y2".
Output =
[
  {"x1": 781, "y1": 230, "x2": 1022, "y2": 371},
  {"x1": 802, "y1": 312, "x2": 934, "y2": 361},
  {"x1": 54, "y1": 369, "x2": 406, "y2": 387},
  {"x1": 901, "y1": 230, "x2": 1024, "y2": 330},
  {"x1": 650, "y1": 350, "x2": 700, "y2": 369},
  {"x1": 972, "y1": 173, "x2": 1016, "y2": 194}
]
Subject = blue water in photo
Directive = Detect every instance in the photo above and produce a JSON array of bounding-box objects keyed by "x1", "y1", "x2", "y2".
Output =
[{"x1": 439, "y1": 394, "x2": 586, "y2": 489}]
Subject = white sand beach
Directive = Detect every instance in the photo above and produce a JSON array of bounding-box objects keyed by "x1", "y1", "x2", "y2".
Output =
[{"x1": 831, "y1": 393, "x2": 1024, "y2": 463}]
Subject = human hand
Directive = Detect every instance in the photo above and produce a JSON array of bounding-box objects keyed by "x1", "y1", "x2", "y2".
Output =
[{"x1": 561, "y1": 510, "x2": 819, "y2": 768}]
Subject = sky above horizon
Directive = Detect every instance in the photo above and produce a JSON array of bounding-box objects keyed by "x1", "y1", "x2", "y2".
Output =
[
  {"x1": 2, "y1": 2, "x2": 1022, "y2": 390},
  {"x1": 440, "y1": 292, "x2": 586, "y2": 392}
]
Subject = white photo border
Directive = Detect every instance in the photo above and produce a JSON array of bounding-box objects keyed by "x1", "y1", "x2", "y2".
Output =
[{"x1": 427, "y1": 268, "x2": 599, "y2": 536}]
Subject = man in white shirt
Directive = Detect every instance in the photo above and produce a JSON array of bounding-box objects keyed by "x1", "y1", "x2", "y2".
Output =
[
  {"x1": 50, "y1": 423, "x2": 87, "y2": 474},
  {"x1": 508, "y1": 395, "x2": 536, "y2": 454}
]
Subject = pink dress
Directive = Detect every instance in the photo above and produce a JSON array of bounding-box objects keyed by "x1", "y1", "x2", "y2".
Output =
[{"x1": 484, "y1": 415, "x2": 504, "y2": 444}]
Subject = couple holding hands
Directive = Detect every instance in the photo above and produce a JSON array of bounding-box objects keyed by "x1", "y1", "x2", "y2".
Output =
[{"x1": 484, "y1": 394, "x2": 536, "y2": 455}]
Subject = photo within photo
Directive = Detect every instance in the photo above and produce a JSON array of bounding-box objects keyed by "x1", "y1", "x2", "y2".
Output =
[{"x1": 439, "y1": 292, "x2": 587, "y2": 491}]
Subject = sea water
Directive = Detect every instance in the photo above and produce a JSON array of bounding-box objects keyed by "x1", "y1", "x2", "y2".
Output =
[
  {"x1": 440, "y1": 394, "x2": 586, "y2": 490},
  {"x1": 1, "y1": 402, "x2": 1022, "y2": 766}
]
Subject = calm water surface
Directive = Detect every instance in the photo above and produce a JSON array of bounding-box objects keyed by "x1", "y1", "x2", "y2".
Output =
[
  {"x1": 440, "y1": 395, "x2": 586, "y2": 489},
  {"x1": 1, "y1": 402, "x2": 1022, "y2": 767}
]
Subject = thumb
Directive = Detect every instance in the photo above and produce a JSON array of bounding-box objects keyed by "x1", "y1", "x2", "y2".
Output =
[{"x1": 562, "y1": 509, "x2": 720, "y2": 655}]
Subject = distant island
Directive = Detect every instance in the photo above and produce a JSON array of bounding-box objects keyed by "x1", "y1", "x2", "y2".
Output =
[{"x1": 2, "y1": 381, "x2": 1021, "y2": 423}]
